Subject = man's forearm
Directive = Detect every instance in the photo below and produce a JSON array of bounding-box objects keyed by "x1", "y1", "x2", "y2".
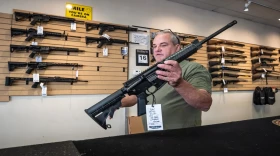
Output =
[{"x1": 174, "y1": 78, "x2": 212, "y2": 111}]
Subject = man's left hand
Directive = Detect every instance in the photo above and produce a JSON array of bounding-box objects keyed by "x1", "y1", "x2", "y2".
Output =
[{"x1": 156, "y1": 60, "x2": 183, "y2": 87}]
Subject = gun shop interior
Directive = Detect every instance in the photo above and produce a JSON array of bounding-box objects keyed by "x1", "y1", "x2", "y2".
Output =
[{"x1": 0, "y1": 0, "x2": 280, "y2": 156}]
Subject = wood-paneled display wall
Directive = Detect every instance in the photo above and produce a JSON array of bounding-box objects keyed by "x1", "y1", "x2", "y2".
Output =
[
  {"x1": 0, "y1": 9, "x2": 131, "y2": 101},
  {"x1": 149, "y1": 29, "x2": 280, "y2": 92}
]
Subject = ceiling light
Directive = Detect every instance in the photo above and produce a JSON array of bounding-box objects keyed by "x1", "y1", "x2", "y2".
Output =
[{"x1": 244, "y1": 0, "x2": 251, "y2": 11}]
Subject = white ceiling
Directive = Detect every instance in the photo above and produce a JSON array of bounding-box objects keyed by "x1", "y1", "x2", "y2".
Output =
[{"x1": 167, "y1": 0, "x2": 280, "y2": 28}]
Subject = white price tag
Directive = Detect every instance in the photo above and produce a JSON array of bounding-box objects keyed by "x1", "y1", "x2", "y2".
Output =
[
  {"x1": 76, "y1": 70, "x2": 79, "y2": 78},
  {"x1": 42, "y1": 86, "x2": 47, "y2": 96},
  {"x1": 261, "y1": 49, "x2": 263, "y2": 55},
  {"x1": 121, "y1": 47, "x2": 128, "y2": 56},
  {"x1": 224, "y1": 88, "x2": 228, "y2": 93},
  {"x1": 35, "y1": 56, "x2": 42, "y2": 62},
  {"x1": 259, "y1": 57, "x2": 261, "y2": 63},
  {"x1": 146, "y1": 104, "x2": 163, "y2": 131},
  {"x1": 138, "y1": 54, "x2": 148, "y2": 63},
  {"x1": 261, "y1": 73, "x2": 266, "y2": 78},
  {"x1": 33, "y1": 73, "x2": 40, "y2": 82},
  {"x1": 31, "y1": 41, "x2": 38, "y2": 45},
  {"x1": 221, "y1": 58, "x2": 225, "y2": 64},
  {"x1": 103, "y1": 47, "x2": 108, "y2": 56},
  {"x1": 221, "y1": 46, "x2": 225, "y2": 52},
  {"x1": 70, "y1": 22, "x2": 76, "y2": 31},
  {"x1": 262, "y1": 68, "x2": 267, "y2": 72},
  {"x1": 222, "y1": 79, "x2": 226, "y2": 85},
  {"x1": 37, "y1": 26, "x2": 43, "y2": 35},
  {"x1": 102, "y1": 34, "x2": 111, "y2": 40}
]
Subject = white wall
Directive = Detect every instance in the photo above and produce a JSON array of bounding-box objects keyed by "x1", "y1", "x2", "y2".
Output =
[{"x1": 0, "y1": 0, "x2": 280, "y2": 149}]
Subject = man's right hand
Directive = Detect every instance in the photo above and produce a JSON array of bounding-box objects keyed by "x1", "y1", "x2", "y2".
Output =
[{"x1": 121, "y1": 94, "x2": 137, "y2": 107}]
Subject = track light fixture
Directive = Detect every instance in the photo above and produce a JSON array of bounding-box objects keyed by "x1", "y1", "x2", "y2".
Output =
[{"x1": 244, "y1": 0, "x2": 251, "y2": 11}]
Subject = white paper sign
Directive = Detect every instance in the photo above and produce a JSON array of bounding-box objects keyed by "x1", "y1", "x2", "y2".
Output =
[
  {"x1": 221, "y1": 46, "x2": 225, "y2": 52},
  {"x1": 42, "y1": 86, "x2": 47, "y2": 96},
  {"x1": 146, "y1": 104, "x2": 163, "y2": 131},
  {"x1": 70, "y1": 22, "x2": 76, "y2": 31},
  {"x1": 31, "y1": 41, "x2": 38, "y2": 45},
  {"x1": 221, "y1": 58, "x2": 225, "y2": 64},
  {"x1": 76, "y1": 70, "x2": 79, "y2": 78},
  {"x1": 224, "y1": 88, "x2": 228, "y2": 93},
  {"x1": 33, "y1": 73, "x2": 40, "y2": 82},
  {"x1": 131, "y1": 33, "x2": 148, "y2": 46},
  {"x1": 37, "y1": 26, "x2": 43, "y2": 35},
  {"x1": 35, "y1": 56, "x2": 42, "y2": 62},
  {"x1": 138, "y1": 54, "x2": 148, "y2": 63}
]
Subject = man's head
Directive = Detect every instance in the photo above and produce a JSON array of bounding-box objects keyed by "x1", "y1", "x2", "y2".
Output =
[{"x1": 152, "y1": 30, "x2": 181, "y2": 62}]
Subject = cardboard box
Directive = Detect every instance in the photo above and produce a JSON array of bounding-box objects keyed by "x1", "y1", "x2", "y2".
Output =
[{"x1": 128, "y1": 116, "x2": 145, "y2": 134}]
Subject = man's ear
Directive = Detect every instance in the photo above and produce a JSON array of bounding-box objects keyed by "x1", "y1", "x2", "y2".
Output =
[{"x1": 176, "y1": 44, "x2": 181, "y2": 51}]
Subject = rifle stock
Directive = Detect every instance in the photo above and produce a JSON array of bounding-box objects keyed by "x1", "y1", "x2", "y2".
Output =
[{"x1": 85, "y1": 20, "x2": 238, "y2": 130}]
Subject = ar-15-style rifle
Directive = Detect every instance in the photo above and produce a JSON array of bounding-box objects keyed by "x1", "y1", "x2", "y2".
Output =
[
  {"x1": 14, "y1": 11, "x2": 76, "y2": 25},
  {"x1": 207, "y1": 46, "x2": 244, "y2": 53},
  {"x1": 8, "y1": 61, "x2": 82, "y2": 74},
  {"x1": 10, "y1": 44, "x2": 85, "y2": 58},
  {"x1": 86, "y1": 23, "x2": 147, "y2": 35},
  {"x1": 208, "y1": 59, "x2": 247, "y2": 66},
  {"x1": 208, "y1": 52, "x2": 246, "y2": 59},
  {"x1": 207, "y1": 40, "x2": 244, "y2": 47},
  {"x1": 85, "y1": 36, "x2": 138, "y2": 48},
  {"x1": 212, "y1": 78, "x2": 247, "y2": 87},
  {"x1": 5, "y1": 76, "x2": 88, "y2": 88},
  {"x1": 84, "y1": 20, "x2": 238, "y2": 130},
  {"x1": 11, "y1": 28, "x2": 80, "y2": 41}
]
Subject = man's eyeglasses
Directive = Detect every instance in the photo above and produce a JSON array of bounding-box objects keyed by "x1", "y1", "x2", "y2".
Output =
[{"x1": 159, "y1": 29, "x2": 181, "y2": 45}]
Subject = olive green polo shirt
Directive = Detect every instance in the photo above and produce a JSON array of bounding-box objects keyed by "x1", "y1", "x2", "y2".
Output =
[{"x1": 142, "y1": 60, "x2": 212, "y2": 132}]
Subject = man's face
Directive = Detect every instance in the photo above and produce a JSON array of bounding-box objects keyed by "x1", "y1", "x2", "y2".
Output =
[{"x1": 152, "y1": 33, "x2": 180, "y2": 62}]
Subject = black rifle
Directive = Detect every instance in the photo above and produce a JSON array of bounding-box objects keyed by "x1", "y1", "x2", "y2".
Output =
[
  {"x1": 213, "y1": 79, "x2": 247, "y2": 87},
  {"x1": 5, "y1": 76, "x2": 88, "y2": 88},
  {"x1": 208, "y1": 53, "x2": 246, "y2": 59},
  {"x1": 85, "y1": 36, "x2": 138, "y2": 48},
  {"x1": 251, "y1": 57, "x2": 277, "y2": 64},
  {"x1": 207, "y1": 46, "x2": 244, "y2": 53},
  {"x1": 211, "y1": 72, "x2": 240, "y2": 78},
  {"x1": 84, "y1": 20, "x2": 238, "y2": 130},
  {"x1": 209, "y1": 65, "x2": 251, "y2": 73},
  {"x1": 207, "y1": 40, "x2": 244, "y2": 47},
  {"x1": 10, "y1": 44, "x2": 85, "y2": 58},
  {"x1": 208, "y1": 59, "x2": 247, "y2": 66},
  {"x1": 14, "y1": 11, "x2": 75, "y2": 25},
  {"x1": 86, "y1": 23, "x2": 147, "y2": 34},
  {"x1": 11, "y1": 28, "x2": 79, "y2": 41},
  {"x1": 8, "y1": 61, "x2": 82, "y2": 74}
]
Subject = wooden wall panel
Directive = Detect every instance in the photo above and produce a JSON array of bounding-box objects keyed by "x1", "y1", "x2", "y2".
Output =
[{"x1": 0, "y1": 9, "x2": 132, "y2": 101}]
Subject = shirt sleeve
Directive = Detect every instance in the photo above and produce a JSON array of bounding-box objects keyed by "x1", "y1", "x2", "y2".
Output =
[{"x1": 182, "y1": 62, "x2": 212, "y2": 94}]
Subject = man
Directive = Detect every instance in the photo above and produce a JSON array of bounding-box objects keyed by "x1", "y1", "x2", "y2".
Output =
[{"x1": 121, "y1": 29, "x2": 212, "y2": 131}]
